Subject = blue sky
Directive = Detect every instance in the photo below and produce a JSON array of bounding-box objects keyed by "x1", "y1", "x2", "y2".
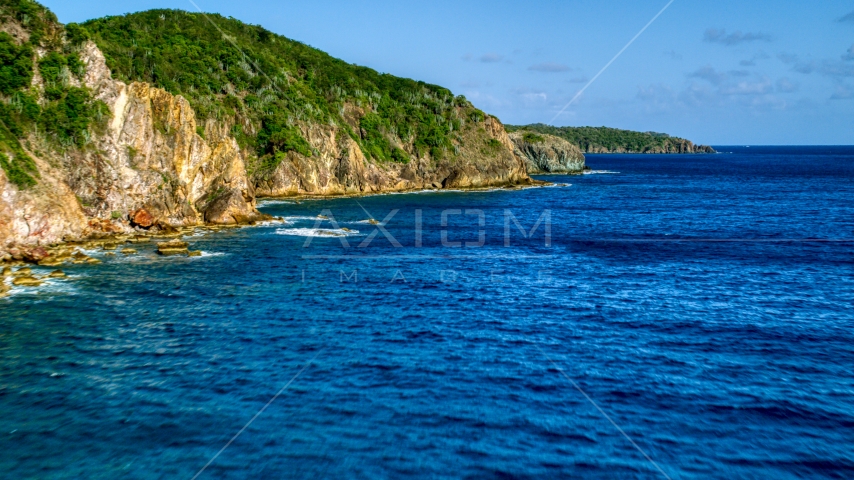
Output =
[{"x1": 42, "y1": 0, "x2": 854, "y2": 145}]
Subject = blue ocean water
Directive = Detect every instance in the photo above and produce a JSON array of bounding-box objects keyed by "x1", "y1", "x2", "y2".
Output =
[{"x1": 1, "y1": 146, "x2": 853, "y2": 479}]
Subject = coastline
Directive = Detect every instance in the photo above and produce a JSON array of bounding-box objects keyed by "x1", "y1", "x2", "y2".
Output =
[{"x1": 0, "y1": 178, "x2": 563, "y2": 298}]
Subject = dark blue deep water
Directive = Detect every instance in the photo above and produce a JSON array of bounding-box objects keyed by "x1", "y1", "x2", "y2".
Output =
[{"x1": 2, "y1": 146, "x2": 853, "y2": 479}]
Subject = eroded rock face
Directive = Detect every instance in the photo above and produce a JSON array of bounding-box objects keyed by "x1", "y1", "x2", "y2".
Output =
[
  {"x1": 0, "y1": 153, "x2": 89, "y2": 248},
  {"x1": 1, "y1": 41, "x2": 263, "y2": 251},
  {"x1": 254, "y1": 116, "x2": 532, "y2": 197},
  {"x1": 130, "y1": 208, "x2": 155, "y2": 228},
  {"x1": 509, "y1": 132, "x2": 586, "y2": 174},
  {"x1": 78, "y1": 42, "x2": 260, "y2": 226}
]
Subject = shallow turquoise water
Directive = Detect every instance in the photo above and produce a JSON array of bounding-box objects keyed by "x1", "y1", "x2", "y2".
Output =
[{"x1": 1, "y1": 146, "x2": 853, "y2": 479}]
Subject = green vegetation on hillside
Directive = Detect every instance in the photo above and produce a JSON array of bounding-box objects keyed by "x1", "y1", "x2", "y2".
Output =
[
  {"x1": 82, "y1": 9, "x2": 482, "y2": 170},
  {"x1": 0, "y1": 0, "x2": 108, "y2": 187},
  {"x1": 507, "y1": 123, "x2": 714, "y2": 154}
]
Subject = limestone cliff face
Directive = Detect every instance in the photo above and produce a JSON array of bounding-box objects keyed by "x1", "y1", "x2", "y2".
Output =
[
  {"x1": 0, "y1": 41, "x2": 263, "y2": 251},
  {"x1": 77, "y1": 41, "x2": 260, "y2": 226},
  {"x1": 254, "y1": 113, "x2": 530, "y2": 196},
  {"x1": 509, "y1": 132, "x2": 586, "y2": 174}
]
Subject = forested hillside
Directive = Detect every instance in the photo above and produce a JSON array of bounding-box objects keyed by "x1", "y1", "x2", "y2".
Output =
[
  {"x1": 507, "y1": 124, "x2": 715, "y2": 154},
  {"x1": 82, "y1": 9, "x2": 488, "y2": 172}
]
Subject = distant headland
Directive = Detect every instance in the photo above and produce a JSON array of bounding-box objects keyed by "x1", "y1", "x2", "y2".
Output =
[{"x1": 507, "y1": 124, "x2": 716, "y2": 154}]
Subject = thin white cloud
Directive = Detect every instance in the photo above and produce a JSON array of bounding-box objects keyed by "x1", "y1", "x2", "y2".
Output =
[
  {"x1": 479, "y1": 53, "x2": 505, "y2": 63},
  {"x1": 720, "y1": 78, "x2": 773, "y2": 96},
  {"x1": 780, "y1": 53, "x2": 854, "y2": 78},
  {"x1": 776, "y1": 77, "x2": 798, "y2": 93},
  {"x1": 527, "y1": 62, "x2": 572, "y2": 73},
  {"x1": 510, "y1": 87, "x2": 549, "y2": 106},
  {"x1": 689, "y1": 66, "x2": 727, "y2": 85},
  {"x1": 740, "y1": 52, "x2": 770, "y2": 67},
  {"x1": 636, "y1": 83, "x2": 675, "y2": 103},
  {"x1": 704, "y1": 28, "x2": 772, "y2": 46}
]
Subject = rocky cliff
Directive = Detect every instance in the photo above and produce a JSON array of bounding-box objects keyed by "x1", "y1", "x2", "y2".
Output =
[
  {"x1": 582, "y1": 141, "x2": 715, "y2": 154},
  {"x1": 255, "y1": 113, "x2": 529, "y2": 196},
  {"x1": 78, "y1": 42, "x2": 262, "y2": 227},
  {"x1": 0, "y1": 5, "x2": 533, "y2": 256},
  {"x1": 0, "y1": 38, "x2": 264, "y2": 253},
  {"x1": 509, "y1": 132, "x2": 586, "y2": 174}
]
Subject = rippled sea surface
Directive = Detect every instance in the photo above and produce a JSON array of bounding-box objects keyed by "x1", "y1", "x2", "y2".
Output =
[{"x1": 2, "y1": 146, "x2": 853, "y2": 479}]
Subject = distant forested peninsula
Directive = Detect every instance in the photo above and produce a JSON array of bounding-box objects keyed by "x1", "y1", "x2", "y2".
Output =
[{"x1": 507, "y1": 124, "x2": 716, "y2": 154}]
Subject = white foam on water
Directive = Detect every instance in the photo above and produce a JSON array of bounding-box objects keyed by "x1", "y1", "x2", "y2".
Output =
[
  {"x1": 2, "y1": 275, "x2": 80, "y2": 298},
  {"x1": 583, "y1": 170, "x2": 620, "y2": 175},
  {"x1": 283, "y1": 215, "x2": 332, "y2": 222},
  {"x1": 275, "y1": 228, "x2": 362, "y2": 238},
  {"x1": 76, "y1": 247, "x2": 108, "y2": 258},
  {"x1": 251, "y1": 219, "x2": 292, "y2": 228},
  {"x1": 257, "y1": 199, "x2": 298, "y2": 206},
  {"x1": 196, "y1": 251, "x2": 227, "y2": 258}
]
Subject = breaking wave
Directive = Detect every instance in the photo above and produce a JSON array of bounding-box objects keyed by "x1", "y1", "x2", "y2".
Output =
[{"x1": 274, "y1": 228, "x2": 362, "y2": 238}]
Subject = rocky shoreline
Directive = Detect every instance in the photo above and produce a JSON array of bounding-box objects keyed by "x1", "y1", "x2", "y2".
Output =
[
  {"x1": 0, "y1": 220, "x2": 279, "y2": 298},
  {"x1": 1, "y1": 178, "x2": 564, "y2": 298},
  {"x1": 0, "y1": 5, "x2": 580, "y2": 281}
]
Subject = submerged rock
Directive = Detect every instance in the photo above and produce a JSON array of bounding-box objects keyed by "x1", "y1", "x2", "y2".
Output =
[
  {"x1": 13, "y1": 268, "x2": 32, "y2": 277},
  {"x1": 13, "y1": 276, "x2": 42, "y2": 287},
  {"x1": 48, "y1": 270, "x2": 66, "y2": 278},
  {"x1": 188, "y1": 251, "x2": 202, "y2": 257},
  {"x1": 157, "y1": 239, "x2": 190, "y2": 256},
  {"x1": 121, "y1": 248, "x2": 137, "y2": 255},
  {"x1": 38, "y1": 257, "x2": 64, "y2": 266},
  {"x1": 2, "y1": 266, "x2": 11, "y2": 277}
]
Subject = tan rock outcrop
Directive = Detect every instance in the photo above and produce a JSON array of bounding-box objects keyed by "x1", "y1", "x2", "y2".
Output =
[
  {"x1": 254, "y1": 116, "x2": 531, "y2": 197},
  {"x1": 509, "y1": 132, "x2": 586, "y2": 174},
  {"x1": 76, "y1": 42, "x2": 261, "y2": 226}
]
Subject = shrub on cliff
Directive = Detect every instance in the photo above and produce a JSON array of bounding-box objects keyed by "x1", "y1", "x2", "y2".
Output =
[
  {"x1": 0, "y1": 33, "x2": 33, "y2": 95},
  {"x1": 0, "y1": 1, "x2": 109, "y2": 186}
]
